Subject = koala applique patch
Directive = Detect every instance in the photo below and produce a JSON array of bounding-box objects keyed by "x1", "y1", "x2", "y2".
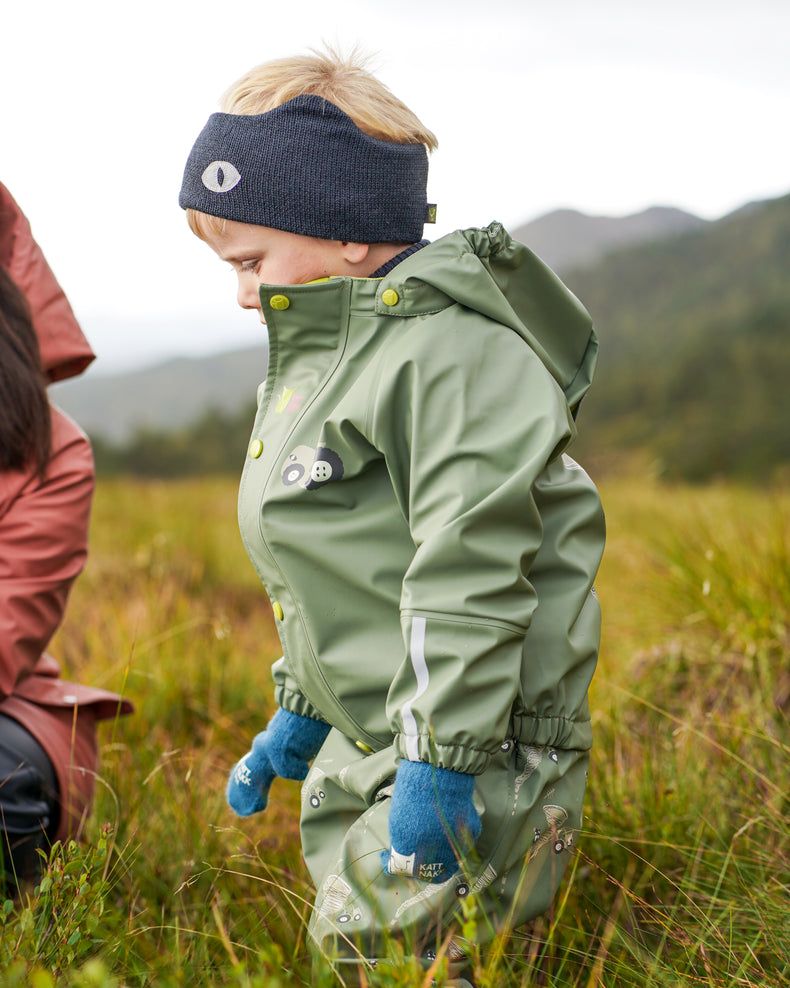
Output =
[{"x1": 281, "y1": 444, "x2": 344, "y2": 490}]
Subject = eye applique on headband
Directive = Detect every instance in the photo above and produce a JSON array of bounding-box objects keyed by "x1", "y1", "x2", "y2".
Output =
[{"x1": 201, "y1": 161, "x2": 242, "y2": 193}]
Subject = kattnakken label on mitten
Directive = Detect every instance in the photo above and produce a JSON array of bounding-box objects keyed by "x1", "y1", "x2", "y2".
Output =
[{"x1": 418, "y1": 862, "x2": 444, "y2": 881}]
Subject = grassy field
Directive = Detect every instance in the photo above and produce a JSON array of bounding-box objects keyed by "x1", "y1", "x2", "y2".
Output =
[{"x1": 2, "y1": 473, "x2": 788, "y2": 986}]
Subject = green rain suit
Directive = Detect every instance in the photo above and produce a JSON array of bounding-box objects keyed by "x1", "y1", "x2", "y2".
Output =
[{"x1": 237, "y1": 222, "x2": 606, "y2": 976}]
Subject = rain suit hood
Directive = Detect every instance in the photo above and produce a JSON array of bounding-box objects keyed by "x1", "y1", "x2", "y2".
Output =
[{"x1": 377, "y1": 223, "x2": 597, "y2": 413}]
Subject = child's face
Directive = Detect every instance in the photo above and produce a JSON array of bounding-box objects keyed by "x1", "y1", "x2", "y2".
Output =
[{"x1": 203, "y1": 219, "x2": 359, "y2": 323}]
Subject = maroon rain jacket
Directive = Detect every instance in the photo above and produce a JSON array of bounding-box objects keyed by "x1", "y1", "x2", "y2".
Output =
[{"x1": 0, "y1": 182, "x2": 133, "y2": 842}]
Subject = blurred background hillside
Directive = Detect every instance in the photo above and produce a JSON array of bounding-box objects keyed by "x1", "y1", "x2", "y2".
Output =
[{"x1": 51, "y1": 191, "x2": 790, "y2": 483}]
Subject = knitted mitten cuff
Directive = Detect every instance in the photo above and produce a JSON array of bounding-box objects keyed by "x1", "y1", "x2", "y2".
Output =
[{"x1": 264, "y1": 708, "x2": 331, "y2": 780}]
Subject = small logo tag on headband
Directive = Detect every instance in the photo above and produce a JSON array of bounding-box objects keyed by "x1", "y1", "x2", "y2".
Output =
[
  {"x1": 425, "y1": 203, "x2": 437, "y2": 224},
  {"x1": 201, "y1": 161, "x2": 242, "y2": 194}
]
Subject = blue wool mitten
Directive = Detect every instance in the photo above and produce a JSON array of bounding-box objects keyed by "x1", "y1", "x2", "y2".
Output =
[
  {"x1": 226, "y1": 708, "x2": 330, "y2": 817},
  {"x1": 383, "y1": 760, "x2": 482, "y2": 883}
]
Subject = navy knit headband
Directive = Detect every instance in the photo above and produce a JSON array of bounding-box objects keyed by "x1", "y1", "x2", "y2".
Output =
[{"x1": 179, "y1": 94, "x2": 432, "y2": 243}]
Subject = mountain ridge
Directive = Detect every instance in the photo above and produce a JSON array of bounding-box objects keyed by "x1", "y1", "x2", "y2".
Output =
[
  {"x1": 50, "y1": 202, "x2": 709, "y2": 442},
  {"x1": 52, "y1": 343, "x2": 268, "y2": 443},
  {"x1": 51, "y1": 193, "x2": 789, "y2": 481},
  {"x1": 511, "y1": 204, "x2": 707, "y2": 273},
  {"x1": 565, "y1": 191, "x2": 790, "y2": 479}
]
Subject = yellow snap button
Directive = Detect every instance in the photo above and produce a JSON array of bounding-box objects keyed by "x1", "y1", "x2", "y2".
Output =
[
  {"x1": 355, "y1": 739, "x2": 374, "y2": 753},
  {"x1": 270, "y1": 294, "x2": 290, "y2": 310},
  {"x1": 381, "y1": 288, "x2": 399, "y2": 306},
  {"x1": 272, "y1": 602, "x2": 284, "y2": 621},
  {"x1": 248, "y1": 439, "x2": 263, "y2": 458}
]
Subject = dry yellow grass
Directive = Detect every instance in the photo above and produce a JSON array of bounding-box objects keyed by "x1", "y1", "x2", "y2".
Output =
[{"x1": 3, "y1": 473, "x2": 787, "y2": 987}]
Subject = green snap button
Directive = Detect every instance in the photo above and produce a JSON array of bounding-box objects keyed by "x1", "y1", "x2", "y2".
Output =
[
  {"x1": 381, "y1": 288, "x2": 399, "y2": 306},
  {"x1": 248, "y1": 439, "x2": 263, "y2": 458},
  {"x1": 355, "y1": 739, "x2": 373, "y2": 753},
  {"x1": 270, "y1": 294, "x2": 290, "y2": 310},
  {"x1": 272, "y1": 602, "x2": 284, "y2": 621}
]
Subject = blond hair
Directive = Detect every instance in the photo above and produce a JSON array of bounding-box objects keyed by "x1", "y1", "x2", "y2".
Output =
[
  {"x1": 187, "y1": 46, "x2": 436, "y2": 242},
  {"x1": 221, "y1": 46, "x2": 437, "y2": 149}
]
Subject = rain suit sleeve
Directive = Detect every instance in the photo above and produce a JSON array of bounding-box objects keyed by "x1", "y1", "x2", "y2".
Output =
[
  {"x1": 272, "y1": 655, "x2": 327, "y2": 722},
  {"x1": 369, "y1": 309, "x2": 576, "y2": 775},
  {"x1": 0, "y1": 407, "x2": 93, "y2": 699}
]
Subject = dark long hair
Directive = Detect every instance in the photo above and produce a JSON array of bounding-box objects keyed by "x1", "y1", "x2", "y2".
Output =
[{"x1": 0, "y1": 265, "x2": 51, "y2": 478}]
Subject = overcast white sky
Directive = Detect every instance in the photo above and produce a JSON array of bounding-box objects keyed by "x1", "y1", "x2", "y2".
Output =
[{"x1": 3, "y1": 0, "x2": 789, "y2": 373}]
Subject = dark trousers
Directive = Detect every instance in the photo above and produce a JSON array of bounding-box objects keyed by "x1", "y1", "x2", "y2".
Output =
[{"x1": 0, "y1": 713, "x2": 59, "y2": 889}]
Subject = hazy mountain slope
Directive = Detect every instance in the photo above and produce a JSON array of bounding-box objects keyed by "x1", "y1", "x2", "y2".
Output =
[
  {"x1": 567, "y1": 193, "x2": 790, "y2": 479},
  {"x1": 52, "y1": 205, "x2": 706, "y2": 444},
  {"x1": 511, "y1": 205, "x2": 708, "y2": 273},
  {"x1": 52, "y1": 193, "x2": 790, "y2": 481},
  {"x1": 51, "y1": 345, "x2": 268, "y2": 442}
]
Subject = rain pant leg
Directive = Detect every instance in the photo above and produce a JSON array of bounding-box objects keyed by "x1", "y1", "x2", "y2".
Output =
[{"x1": 301, "y1": 728, "x2": 589, "y2": 984}]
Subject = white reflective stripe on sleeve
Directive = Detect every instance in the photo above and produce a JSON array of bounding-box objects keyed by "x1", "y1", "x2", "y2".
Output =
[{"x1": 401, "y1": 616, "x2": 429, "y2": 761}]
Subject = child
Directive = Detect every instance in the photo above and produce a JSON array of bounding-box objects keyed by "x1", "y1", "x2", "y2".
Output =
[{"x1": 179, "y1": 49, "x2": 605, "y2": 985}]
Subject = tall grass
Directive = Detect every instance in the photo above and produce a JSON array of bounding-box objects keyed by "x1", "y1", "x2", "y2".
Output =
[{"x1": 2, "y1": 475, "x2": 788, "y2": 986}]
